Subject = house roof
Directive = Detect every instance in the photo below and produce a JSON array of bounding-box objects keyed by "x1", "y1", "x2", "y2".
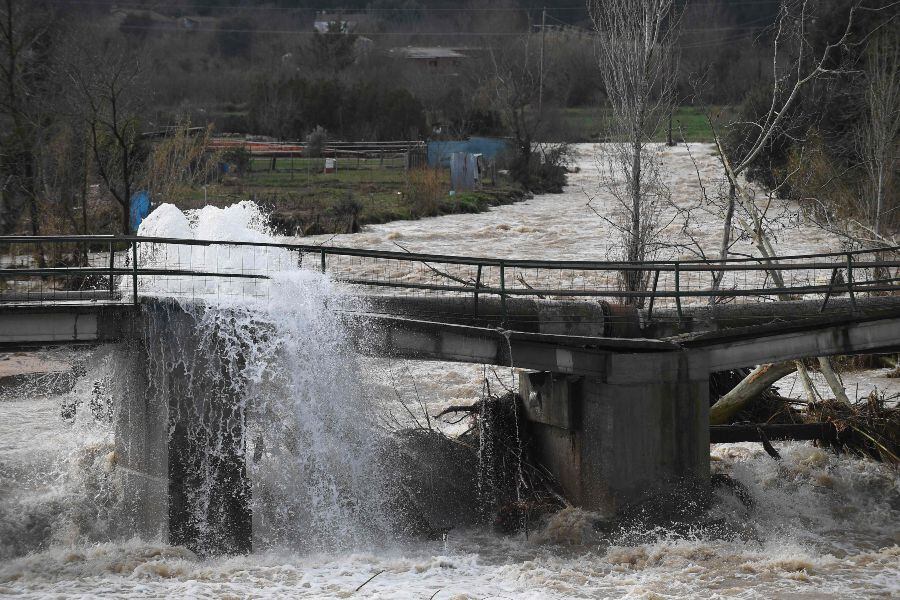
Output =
[{"x1": 390, "y1": 47, "x2": 467, "y2": 60}]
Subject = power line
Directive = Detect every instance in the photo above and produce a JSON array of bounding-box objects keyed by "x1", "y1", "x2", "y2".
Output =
[
  {"x1": 111, "y1": 26, "x2": 561, "y2": 36},
  {"x1": 110, "y1": 23, "x2": 776, "y2": 43},
  {"x1": 51, "y1": 0, "x2": 782, "y2": 11}
]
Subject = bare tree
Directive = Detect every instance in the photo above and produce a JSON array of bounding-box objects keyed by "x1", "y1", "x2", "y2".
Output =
[
  {"x1": 588, "y1": 0, "x2": 680, "y2": 303},
  {"x1": 701, "y1": 1, "x2": 865, "y2": 417},
  {"x1": 143, "y1": 120, "x2": 219, "y2": 205},
  {"x1": 64, "y1": 35, "x2": 146, "y2": 234},
  {"x1": 860, "y1": 29, "x2": 900, "y2": 238},
  {"x1": 482, "y1": 33, "x2": 570, "y2": 193},
  {"x1": 486, "y1": 35, "x2": 542, "y2": 187},
  {"x1": 709, "y1": 0, "x2": 859, "y2": 292},
  {"x1": 0, "y1": 0, "x2": 52, "y2": 237}
]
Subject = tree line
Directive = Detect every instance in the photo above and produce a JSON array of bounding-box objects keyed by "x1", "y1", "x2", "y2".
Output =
[{"x1": 0, "y1": 0, "x2": 896, "y2": 239}]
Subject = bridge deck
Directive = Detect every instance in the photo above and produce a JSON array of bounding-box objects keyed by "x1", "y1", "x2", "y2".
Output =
[
  {"x1": 2, "y1": 236, "x2": 900, "y2": 371},
  {"x1": 2, "y1": 298, "x2": 899, "y2": 375}
]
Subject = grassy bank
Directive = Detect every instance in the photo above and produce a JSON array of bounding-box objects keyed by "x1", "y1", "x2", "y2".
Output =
[
  {"x1": 559, "y1": 106, "x2": 729, "y2": 143},
  {"x1": 171, "y1": 157, "x2": 530, "y2": 236}
]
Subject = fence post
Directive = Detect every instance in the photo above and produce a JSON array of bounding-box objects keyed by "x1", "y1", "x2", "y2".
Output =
[
  {"x1": 820, "y1": 268, "x2": 839, "y2": 313},
  {"x1": 320, "y1": 248, "x2": 326, "y2": 274},
  {"x1": 674, "y1": 261, "x2": 683, "y2": 322},
  {"x1": 647, "y1": 269, "x2": 660, "y2": 322},
  {"x1": 473, "y1": 264, "x2": 483, "y2": 321},
  {"x1": 131, "y1": 240, "x2": 138, "y2": 307},
  {"x1": 499, "y1": 262, "x2": 507, "y2": 328},
  {"x1": 108, "y1": 240, "x2": 115, "y2": 298},
  {"x1": 846, "y1": 253, "x2": 857, "y2": 312}
]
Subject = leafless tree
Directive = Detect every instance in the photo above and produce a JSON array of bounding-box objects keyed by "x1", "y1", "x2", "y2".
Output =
[
  {"x1": 486, "y1": 35, "x2": 542, "y2": 186},
  {"x1": 588, "y1": 0, "x2": 680, "y2": 304},
  {"x1": 484, "y1": 34, "x2": 569, "y2": 192},
  {"x1": 142, "y1": 120, "x2": 219, "y2": 205},
  {"x1": 0, "y1": 0, "x2": 52, "y2": 237},
  {"x1": 860, "y1": 29, "x2": 899, "y2": 238},
  {"x1": 64, "y1": 35, "x2": 146, "y2": 234},
  {"x1": 700, "y1": 1, "x2": 867, "y2": 416},
  {"x1": 709, "y1": 0, "x2": 859, "y2": 291}
]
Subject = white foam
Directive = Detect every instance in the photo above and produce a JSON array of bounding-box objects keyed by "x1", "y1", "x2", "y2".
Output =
[
  {"x1": 134, "y1": 201, "x2": 295, "y2": 299},
  {"x1": 3, "y1": 150, "x2": 899, "y2": 597}
]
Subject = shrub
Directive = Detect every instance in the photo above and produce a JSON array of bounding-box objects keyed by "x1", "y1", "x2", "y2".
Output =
[
  {"x1": 405, "y1": 167, "x2": 445, "y2": 218},
  {"x1": 222, "y1": 146, "x2": 251, "y2": 177},
  {"x1": 306, "y1": 126, "x2": 327, "y2": 158}
]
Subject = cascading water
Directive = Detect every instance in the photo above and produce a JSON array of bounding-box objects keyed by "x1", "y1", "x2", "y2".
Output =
[
  {"x1": 0, "y1": 348, "x2": 121, "y2": 559},
  {"x1": 1, "y1": 145, "x2": 898, "y2": 597},
  {"x1": 128, "y1": 201, "x2": 391, "y2": 552}
]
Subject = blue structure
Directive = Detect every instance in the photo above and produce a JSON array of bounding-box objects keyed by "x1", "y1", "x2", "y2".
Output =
[
  {"x1": 427, "y1": 137, "x2": 508, "y2": 168},
  {"x1": 130, "y1": 191, "x2": 151, "y2": 233},
  {"x1": 450, "y1": 152, "x2": 479, "y2": 191}
]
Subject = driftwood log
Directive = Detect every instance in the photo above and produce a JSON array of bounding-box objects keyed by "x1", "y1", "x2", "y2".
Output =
[{"x1": 709, "y1": 362, "x2": 798, "y2": 425}]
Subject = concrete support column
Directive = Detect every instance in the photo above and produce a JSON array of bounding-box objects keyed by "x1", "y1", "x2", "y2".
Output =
[
  {"x1": 115, "y1": 300, "x2": 252, "y2": 555},
  {"x1": 521, "y1": 351, "x2": 709, "y2": 517},
  {"x1": 116, "y1": 338, "x2": 169, "y2": 542}
]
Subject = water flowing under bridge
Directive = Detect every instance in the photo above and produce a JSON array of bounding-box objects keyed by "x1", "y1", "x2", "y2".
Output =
[{"x1": 2, "y1": 235, "x2": 900, "y2": 553}]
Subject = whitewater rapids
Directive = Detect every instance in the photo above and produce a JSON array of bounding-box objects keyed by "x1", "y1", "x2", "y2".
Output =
[{"x1": 0, "y1": 143, "x2": 898, "y2": 598}]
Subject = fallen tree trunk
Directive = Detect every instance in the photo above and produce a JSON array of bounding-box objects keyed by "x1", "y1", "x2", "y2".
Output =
[
  {"x1": 709, "y1": 361, "x2": 798, "y2": 425},
  {"x1": 710, "y1": 422, "x2": 837, "y2": 443},
  {"x1": 817, "y1": 356, "x2": 851, "y2": 404}
]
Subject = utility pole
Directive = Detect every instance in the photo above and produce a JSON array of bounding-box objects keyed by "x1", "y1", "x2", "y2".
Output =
[{"x1": 539, "y1": 7, "x2": 546, "y2": 114}]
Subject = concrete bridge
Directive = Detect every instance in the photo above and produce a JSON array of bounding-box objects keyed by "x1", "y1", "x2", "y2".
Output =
[{"x1": 2, "y1": 235, "x2": 899, "y2": 553}]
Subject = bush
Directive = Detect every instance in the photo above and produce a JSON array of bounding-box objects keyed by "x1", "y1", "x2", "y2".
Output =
[
  {"x1": 505, "y1": 143, "x2": 571, "y2": 194},
  {"x1": 331, "y1": 193, "x2": 362, "y2": 233},
  {"x1": 212, "y1": 16, "x2": 254, "y2": 59},
  {"x1": 222, "y1": 147, "x2": 251, "y2": 177},
  {"x1": 306, "y1": 126, "x2": 327, "y2": 158},
  {"x1": 248, "y1": 77, "x2": 427, "y2": 141},
  {"x1": 405, "y1": 168, "x2": 445, "y2": 218},
  {"x1": 119, "y1": 13, "x2": 156, "y2": 38}
]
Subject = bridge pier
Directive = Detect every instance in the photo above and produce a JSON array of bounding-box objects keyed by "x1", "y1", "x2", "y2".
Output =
[
  {"x1": 116, "y1": 301, "x2": 252, "y2": 555},
  {"x1": 521, "y1": 352, "x2": 709, "y2": 517}
]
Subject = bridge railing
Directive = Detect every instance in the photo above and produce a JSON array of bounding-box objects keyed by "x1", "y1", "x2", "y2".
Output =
[{"x1": 1, "y1": 235, "x2": 899, "y2": 323}]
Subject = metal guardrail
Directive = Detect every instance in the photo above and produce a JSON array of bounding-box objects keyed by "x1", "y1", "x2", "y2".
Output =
[{"x1": 1, "y1": 235, "x2": 899, "y2": 323}]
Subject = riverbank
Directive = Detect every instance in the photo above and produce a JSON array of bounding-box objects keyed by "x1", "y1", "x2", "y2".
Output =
[
  {"x1": 170, "y1": 157, "x2": 533, "y2": 236},
  {"x1": 2, "y1": 143, "x2": 897, "y2": 599}
]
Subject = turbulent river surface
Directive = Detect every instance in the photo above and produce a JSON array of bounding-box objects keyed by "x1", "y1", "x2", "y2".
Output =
[{"x1": 1, "y1": 144, "x2": 899, "y2": 598}]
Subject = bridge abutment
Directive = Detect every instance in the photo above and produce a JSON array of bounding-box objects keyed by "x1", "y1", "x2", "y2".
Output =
[
  {"x1": 115, "y1": 301, "x2": 252, "y2": 555},
  {"x1": 521, "y1": 352, "x2": 709, "y2": 516}
]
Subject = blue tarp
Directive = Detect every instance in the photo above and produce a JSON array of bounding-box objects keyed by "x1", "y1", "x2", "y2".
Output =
[
  {"x1": 129, "y1": 190, "x2": 151, "y2": 233},
  {"x1": 427, "y1": 137, "x2": 508, "y2": 167}
]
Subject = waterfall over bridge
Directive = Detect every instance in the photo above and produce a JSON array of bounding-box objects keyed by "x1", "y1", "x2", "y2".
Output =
[{"x1": 3, "y1": 234, "x2": 900, "y2": 553}]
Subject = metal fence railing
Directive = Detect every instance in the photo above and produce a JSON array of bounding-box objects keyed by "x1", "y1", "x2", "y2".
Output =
[{"x1": 2, "y1": 235, "x2": 899, "y2": 325}]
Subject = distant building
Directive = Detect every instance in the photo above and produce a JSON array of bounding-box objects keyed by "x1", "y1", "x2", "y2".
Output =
[
  {"x1": 389, "y1": 47, "x2": 468, "y2": 69},
  {"x1": 313, "y1": 12, "x2": 365, "y2": 33},
  {"x1": 354, "y1": 37, "x2": 374, "y2": 59}
]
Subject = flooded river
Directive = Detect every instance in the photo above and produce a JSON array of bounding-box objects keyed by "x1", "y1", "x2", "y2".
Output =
[{"x1": 0, "y1": 144, "x2": 897, "y2": 598}]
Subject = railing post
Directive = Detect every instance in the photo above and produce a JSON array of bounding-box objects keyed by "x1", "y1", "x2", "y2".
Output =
[
  {"x1": 108, "y1": 240, "x2": 115, "y2": 298},
  {"x1": 473, "y1": 264, "x2": 483, "y2": 321},
  {"x1": 674, "y1": 261, "x2": 683, "y2": 322},
  {"x1": 647, "y1": 269, "x2": 660, "y2": 322},
  {"x1": 131, "y1": 240, "x2": 139, "y2": 307},
  {"x1": 846, "y1": 252, "x2": 857, "y2": 312},
  {"x1": 499, "y1": 262, "x2": 507, "y2": 328},
  {"x1": 320, "y1": 248, "x2": 326, "y2": 274},
  {"x1": 820, "y1": 268, "x2": 839, "y2": 313}
]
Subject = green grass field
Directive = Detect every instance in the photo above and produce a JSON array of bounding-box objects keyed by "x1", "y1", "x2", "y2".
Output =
[
  {"x1": 173, "y1": 157, "x2": 527, "y2": 235},
  {"x1": 171, "y1": 105, "x2": 725, "y2": 234},
  {"x1": 560, "y1": 106, "x2": 727, "y2": 143}
]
